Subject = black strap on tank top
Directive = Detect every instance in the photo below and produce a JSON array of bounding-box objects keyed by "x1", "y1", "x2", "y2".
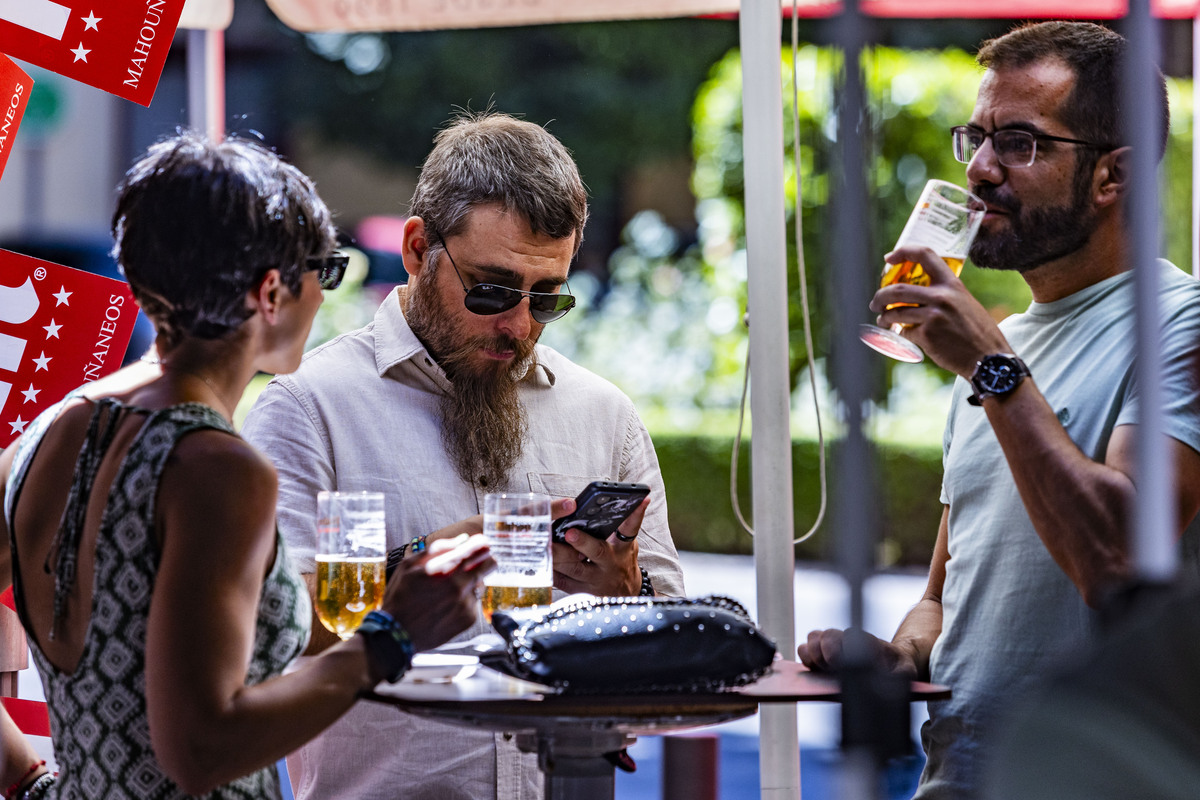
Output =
[{"x1": 43, "y1": 398, "x2": 129, "y2": 641}]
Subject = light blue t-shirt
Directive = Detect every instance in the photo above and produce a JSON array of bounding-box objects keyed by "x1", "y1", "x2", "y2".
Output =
[{"x1": 917, "y1": 260, "x2": 1200, "y2": 799}]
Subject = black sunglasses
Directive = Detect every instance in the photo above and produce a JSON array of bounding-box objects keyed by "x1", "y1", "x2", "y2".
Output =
[
  {"x1": 438, "y1": 241, "x2": 575, "y2": 324},
  {"x1": 306, "y1": 252, "x2": 349, "y2": 290}
]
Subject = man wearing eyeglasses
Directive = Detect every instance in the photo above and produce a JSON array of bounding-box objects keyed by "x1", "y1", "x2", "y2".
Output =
[
  {"x1": 242, "y1": 111, "x2": 685, "y2": 800},
  {"x1": 799, "y1": 21, "x2": 1200, "y2": 799}
]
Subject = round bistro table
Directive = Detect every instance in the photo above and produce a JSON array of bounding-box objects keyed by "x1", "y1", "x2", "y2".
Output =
[{"x1": 363, "y1": 657, "x2": 950, "y2": 800}]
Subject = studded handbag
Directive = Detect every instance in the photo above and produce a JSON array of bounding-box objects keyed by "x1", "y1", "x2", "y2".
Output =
[{"x1": 490, "y1": 594, "x2": 777, "y2": 693}]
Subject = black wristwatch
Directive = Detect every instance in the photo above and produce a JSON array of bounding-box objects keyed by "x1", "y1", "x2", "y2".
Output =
[
  {"x1": 968, "y1": 353, "x2": 1030, "y2": 406},
  {"x1": 357, "y1": 610, "x2": 414, "y2": 684}
]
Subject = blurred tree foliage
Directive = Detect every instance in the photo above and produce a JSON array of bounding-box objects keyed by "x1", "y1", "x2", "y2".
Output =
[
  {"x1": 274, "y1": 19, "x2": 740, "y2": 264},
  {"x1": 545, "y1": 45, "x2": 1195, "y2": 420},
  {"x1": 285, "y1": 28, "x2": 1195, "y2": 422}
]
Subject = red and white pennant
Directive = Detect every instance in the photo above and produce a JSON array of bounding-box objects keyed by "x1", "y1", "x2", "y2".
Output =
[
  {"x1": 0, "y1": 0, "x2": 184, "y2": 107},
  {"x1": 0, "y1": 249, "x2": 138, "y2": 449},
  {"x1": 0, "y1": 54, "x2": 31, "y2": 184}
]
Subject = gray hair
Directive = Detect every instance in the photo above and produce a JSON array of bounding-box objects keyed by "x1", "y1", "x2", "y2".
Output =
[{"x1": 408, "y1": 111, "x2": 588, "y2": 253}]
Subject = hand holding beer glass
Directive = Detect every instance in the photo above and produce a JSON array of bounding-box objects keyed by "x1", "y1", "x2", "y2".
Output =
[
  {"x1": 480, "y1": 492, "x2": 553, "y2": 622},
  {"x1": 315, "y1": 491, "x2": 387, "y2": 639},
  {"x1": 859, "y1": 179, "x2": 986, "y2": 363}
]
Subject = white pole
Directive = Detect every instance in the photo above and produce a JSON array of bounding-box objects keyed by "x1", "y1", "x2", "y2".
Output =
[
  {"x1": 739, "y1": 1, "x2": 800, "y2": 797},
  {"x1": 1125, "y1": 0, "x2": 1176, "y2": 580},
  {"x1": 1192, "y1": 14, "x2": 1199, "y2": 279},
  {"x1": 187, "y1": 28, "x2": 226, "y2": 142}
]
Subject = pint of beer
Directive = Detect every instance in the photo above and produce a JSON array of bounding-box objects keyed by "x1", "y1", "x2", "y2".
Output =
[
  {"x1": 860, "y1": 179, "x2": 985, "y2": 363},
  {"x1": 315, "y1": 556, "x2": 386, "y2": 639},
  {"x1": 481, "y1": 493, "x2": 552, "y2": 622},
  {"x1": 315, "y1": 490, "x2": 387, "y2": 639}
]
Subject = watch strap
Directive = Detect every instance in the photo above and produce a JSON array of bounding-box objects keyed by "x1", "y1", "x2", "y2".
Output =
[{"x1": 357, "y1": 609, "x2": 415, "y2": 684}]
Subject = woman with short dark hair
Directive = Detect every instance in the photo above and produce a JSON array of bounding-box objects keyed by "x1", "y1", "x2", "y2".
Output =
[{"x1": 0, "y1": 133, "x2": 492, "y2": 799}]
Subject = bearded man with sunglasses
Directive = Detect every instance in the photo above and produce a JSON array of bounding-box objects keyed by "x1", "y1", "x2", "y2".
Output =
[
  {"x1": 798, "y1": 21, "x2": 1200, "y2": 799},
  {"x1": 242, "y1": 111, "x2": 684, "y2": 800}
]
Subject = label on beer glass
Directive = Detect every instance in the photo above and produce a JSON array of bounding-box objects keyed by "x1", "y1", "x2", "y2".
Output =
[{"x1": 898, "y1": 199, "x2": 972, "y2": 259}]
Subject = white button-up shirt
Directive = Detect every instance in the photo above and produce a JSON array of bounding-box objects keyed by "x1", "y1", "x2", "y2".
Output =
[{"x1": 242, "y1": 287, "x2": 685, "y2": 800}]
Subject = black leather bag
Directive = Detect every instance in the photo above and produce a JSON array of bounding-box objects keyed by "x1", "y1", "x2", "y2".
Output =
[{"x1": 491, "y1": 594, "x2": 777, "y2": 693}]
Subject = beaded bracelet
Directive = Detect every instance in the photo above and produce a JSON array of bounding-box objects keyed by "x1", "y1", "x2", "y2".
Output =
[
  {"x1": 19, "y1": 774, "x2": 54, "y2": 800},
  {"x1": 638, "y1": 567, "x2": 655, "y2": 597},
  {"x1": 5, "y1": 761, "x2": 43, "y2": 799},
  {"x1": 384, "y1": 535, "x2": 428, "y2": 579}
]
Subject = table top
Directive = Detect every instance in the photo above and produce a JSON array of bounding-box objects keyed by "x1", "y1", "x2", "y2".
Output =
[{"x1": 361, "y1": 655, "x2": 949, "y2": 737}]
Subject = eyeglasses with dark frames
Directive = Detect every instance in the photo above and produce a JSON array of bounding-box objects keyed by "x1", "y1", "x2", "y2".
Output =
[
  {"x1": 437, "y1": 240, "x2": 576, "y2": 324},
  {"x1": 306, "y1": 252, "x2": 349, "y2": 290},
  {"x1": 951, "y1": 125, "x2": 1116, "y2": 169}
]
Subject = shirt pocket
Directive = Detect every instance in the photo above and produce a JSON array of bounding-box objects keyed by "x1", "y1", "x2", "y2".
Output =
[{"x1": 527, "y1": 473, "x2": 603, "y2": 500}]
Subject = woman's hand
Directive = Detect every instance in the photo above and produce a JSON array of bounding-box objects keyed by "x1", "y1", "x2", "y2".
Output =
[{"x1": 386, "y1": 534, "x2": 495, "y2": 652}]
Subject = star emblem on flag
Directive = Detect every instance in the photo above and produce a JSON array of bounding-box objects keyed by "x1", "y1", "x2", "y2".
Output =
[
  {"x1": 0, "y1": 0, "x2": 185, "y2": 106},
  {"x1": 1, "y1": 249, "x2": 139, "y2": 448}
]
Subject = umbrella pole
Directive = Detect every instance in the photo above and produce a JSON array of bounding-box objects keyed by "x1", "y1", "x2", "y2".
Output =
[
  {"x1": 187, "y1": 28, "x2": 225, "y2": 142},
  {"x1": 739, "y1": 1, "x2": 801, "y2": 797}
]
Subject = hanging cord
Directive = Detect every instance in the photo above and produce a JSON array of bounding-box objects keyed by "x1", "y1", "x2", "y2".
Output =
[{"x1": 730, "y1": 0, "x2": 828, "y2": 545}]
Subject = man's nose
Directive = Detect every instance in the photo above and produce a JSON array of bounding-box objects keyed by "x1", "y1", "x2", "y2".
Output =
[
  {"x1": 966, "y1": 137, "x2": 1004, "y2": 186},
  {"x1": 495, "y1": 296, "x2": 534, "y2": 340}
]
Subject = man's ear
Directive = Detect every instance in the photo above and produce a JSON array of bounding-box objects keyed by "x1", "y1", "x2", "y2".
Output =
[
  {"x1": 401, "y1": 216, "x2": 430, "y2": 281},
  {"x1": 1094, "y1": 146, "x2": 1130, "y2": 208},
  {"x1": 248, "y1": 269, "x2": 285, "y2": 324}
]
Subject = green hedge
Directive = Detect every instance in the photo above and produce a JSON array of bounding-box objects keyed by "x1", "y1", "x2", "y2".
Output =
[{"x1": 654, "y1": 435, "x2": 943, "y2": 569}]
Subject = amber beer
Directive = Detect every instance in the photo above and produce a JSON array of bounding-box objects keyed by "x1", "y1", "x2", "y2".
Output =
[
  {"x1": 880, "y1": 256, "x2": 965, "y2": 289},
  {"x1": 480, "y1": 583, "x2": 553, "y2": 623},
  {"x1": 879, "y1": 256, "x2": 965, "y2": 311},
  {"x1": 315, "y1": 556, "x2": 386, "y2": 639},
  {"x1": 481, "y1": 493, "x2": 553, "y2": 622}
]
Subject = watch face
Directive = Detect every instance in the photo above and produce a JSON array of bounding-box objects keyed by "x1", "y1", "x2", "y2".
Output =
[{"x1": 978, "y1": 356, "x2": 1020, "y2": 393}]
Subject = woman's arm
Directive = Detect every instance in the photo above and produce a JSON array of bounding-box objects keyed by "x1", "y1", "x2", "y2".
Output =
[{"x1": 146, "y1": 433, "x2": 488, "y2": 794}]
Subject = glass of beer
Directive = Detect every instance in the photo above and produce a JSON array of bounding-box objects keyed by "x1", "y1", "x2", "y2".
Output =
[
  {"x1": 859, "y1": 179, "x2": 986, "y2": 363},
  {"x1": 315, "y1": 491, "x2": 387, "y2": 639},
  {"x1": 480, "y1": 492, "x2": 552, "y2": 622}
]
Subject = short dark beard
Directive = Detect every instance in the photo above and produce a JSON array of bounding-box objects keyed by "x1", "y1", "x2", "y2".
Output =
[
  {"x1": 403, "y1": 265, "x2": 536, "y2": 489},
  {"x1": 969, "y1": 161, "x2": 1099, "y2": 272}
]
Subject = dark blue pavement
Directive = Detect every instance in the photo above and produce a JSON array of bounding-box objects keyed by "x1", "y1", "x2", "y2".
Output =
[{"x1": 616, "y1": 734, "x2": 925, "y2": 799}]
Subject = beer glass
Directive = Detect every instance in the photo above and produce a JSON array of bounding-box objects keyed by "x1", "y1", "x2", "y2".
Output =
[
  {"x1": 315, "y1": 491, "x2": 387, "y2": 639},
  {"x1": 480, "y1": 492, "x2": 552, "y2": 622},
  {"x1": 859, "y1": 179, "x2": 986, "y2": 363}
]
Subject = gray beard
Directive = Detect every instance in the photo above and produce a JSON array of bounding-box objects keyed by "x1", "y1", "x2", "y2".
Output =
[
  {"x1": 436, "y1": 348, "x2": 529, "y2": 490},
  {"x1": 403, "y1": 282, "x2": 534, "y2": 489}
]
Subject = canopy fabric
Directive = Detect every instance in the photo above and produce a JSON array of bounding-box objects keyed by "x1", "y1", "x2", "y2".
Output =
[
  {"x1": 263, "y1": 0, "x2": 1198, "y2": 33},
  {"x1": 180, "y1": 0, "x2": 233, "y2": 30}
]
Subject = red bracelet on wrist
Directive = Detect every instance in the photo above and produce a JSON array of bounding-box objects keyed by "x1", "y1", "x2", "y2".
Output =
[{"x1": 5, "y1": 760, "x2": 44, "y2": 799}]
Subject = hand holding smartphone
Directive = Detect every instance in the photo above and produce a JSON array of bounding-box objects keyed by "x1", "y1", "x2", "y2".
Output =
[{"x1": 551, "y1": 481, "x2": 650, "y2": 544}]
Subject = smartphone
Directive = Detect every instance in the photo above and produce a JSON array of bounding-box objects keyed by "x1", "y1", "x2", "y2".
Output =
[{"x1": 551, "y1": 481, "x2": 651, "y2": 543}]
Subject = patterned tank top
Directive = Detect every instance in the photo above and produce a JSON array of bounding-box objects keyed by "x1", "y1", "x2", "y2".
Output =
[{"x1": 4, "y1": 395, "x2": 311, "y2": 800}]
